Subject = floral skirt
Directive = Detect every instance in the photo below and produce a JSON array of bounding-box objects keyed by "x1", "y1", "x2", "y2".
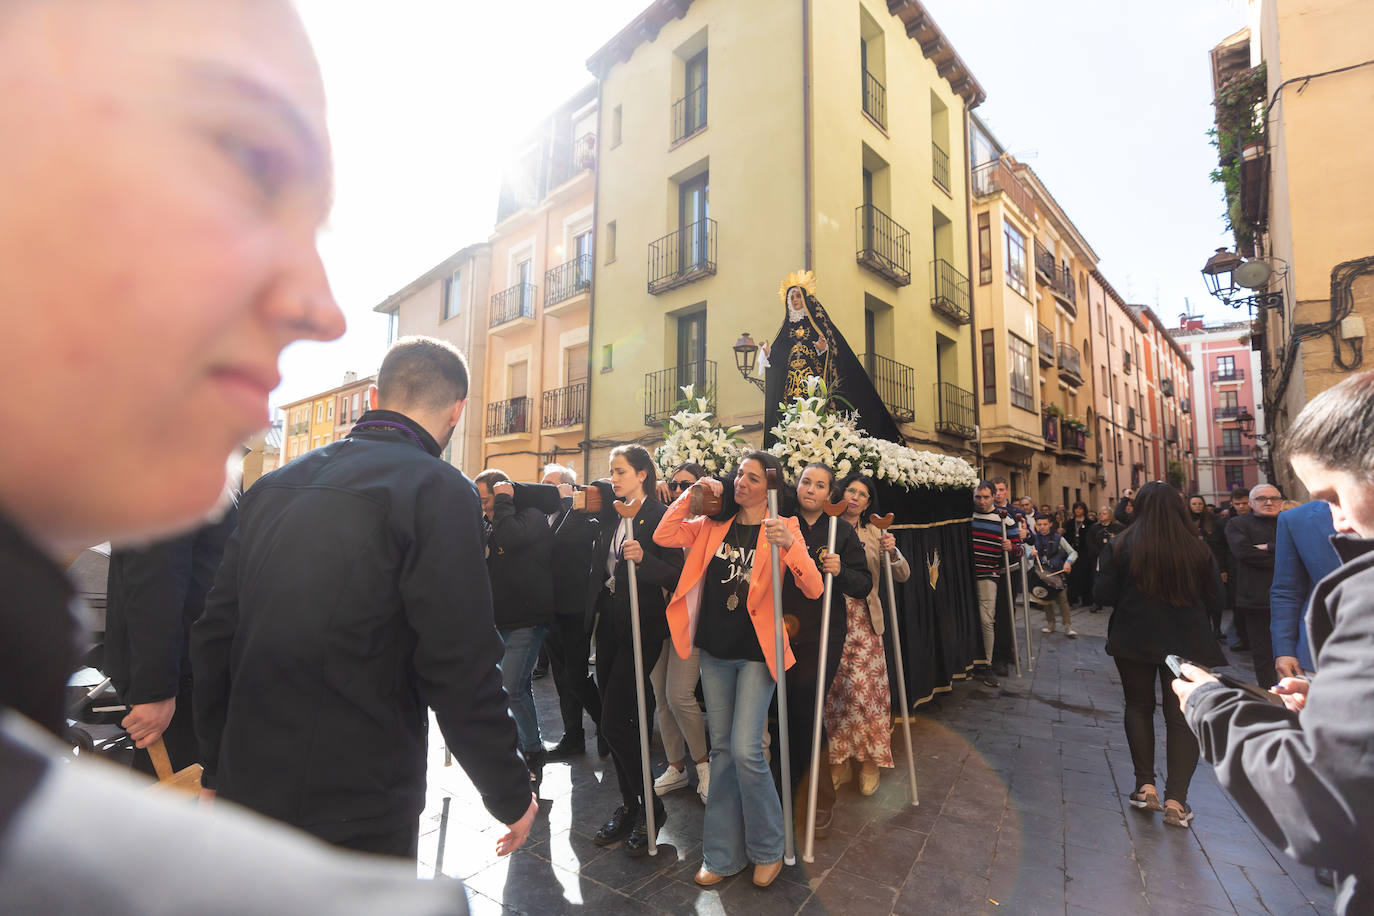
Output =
[{"x1": 824, "y1": 596, "x2": 893, "y2": 768}]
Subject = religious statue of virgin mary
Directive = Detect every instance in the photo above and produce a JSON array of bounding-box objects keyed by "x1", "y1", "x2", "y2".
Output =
[{"x1": 760, "y1": 271, "x2": 903, "y2": 448}]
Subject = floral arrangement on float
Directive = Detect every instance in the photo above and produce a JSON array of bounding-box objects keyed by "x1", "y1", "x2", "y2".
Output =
[
  {"x1": 767, "y1": 376, "x2": 978, "y2": 492},
  {"x1": 653, "y1": 384, "x2": 749, "y2": 479}
]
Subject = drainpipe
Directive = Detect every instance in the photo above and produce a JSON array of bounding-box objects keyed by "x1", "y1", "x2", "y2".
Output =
[
  {"x1": 963, "y1": 106, "x2": 982, "y2": 471},
  {"x1": 801, "y1": 0, "x2": 813, "y2": 270}
]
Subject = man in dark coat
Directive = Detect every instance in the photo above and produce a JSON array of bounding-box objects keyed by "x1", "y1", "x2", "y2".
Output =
[
  {"x1": 1176, "y1": 370, "x2": 1374, "y2": 914},
  {"x1": 192, "y1": 337, "x2": 536, "y2": 859},
  {"x1": 1226, "y1": 483, "x2": 1283, "y2": 688},
  {"x1": 105, "y1": 501, "x2": 238, "y2": 774}
]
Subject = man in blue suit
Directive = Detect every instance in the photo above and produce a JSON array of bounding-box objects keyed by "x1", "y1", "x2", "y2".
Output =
[{"x1": 1270, "y1": 499, "x2": 1339, "y2": 679}]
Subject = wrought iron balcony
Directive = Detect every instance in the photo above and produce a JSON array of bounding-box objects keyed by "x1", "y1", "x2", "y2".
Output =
[
  {"x1": 855, "y1": 204, "x2": 910, "y2": 286},
  {"x1": 1211, "y1": 368, "x2": 1245, "y2": 382},
  {"x1": 1126, "y1": 406, "x2": 1137, "y2": 431},
  {"x1": 1167, "y1": 425, "x2": 1179, "y2": 443},
  {"x1": 862, "y1": 69, "x2": 886, "y2": 128},
  {"x1": 1123, "y1": 350, "x2": 1133, "y2": 373},
  {"x1": 930, "y1": 259, "x2": 970, "y2": 324},
  {"x1": 934, "y1": 382, "x2": 975, "y2": 439},
  {"x1": 645, "y1": 360, "x2": 715, "y2": 426},
  {"x1": 672, "y1": 83, "x2": 707, "y2": 143},
  {"x1": 1214, "y1": 405, "x2": 1242, "y2": 420},
  {"x1": 545, "y1": 254, "x2": 593, "y2": 308},
  {"x1": 647, "y1": 219, "x2": 717, "y2": 294},
  {"x1": 1219, "y1": 444, "x2": 1246, "y2": 457},
  {"x1": 486, "y1": 397, "x2": 531, "y2": 438},
  {"x1": 860, "y1": 353, "x2": 915, "y2": 422},
  {"x1": 1062, "y1": 427, "x2": 1087, "y2": 456},
  {"x1": 549, "y1": 132, "x2": 597, "y2": 188},
  {"x1": 288, "y1": 421, "x2": 309, "y2": 436},
  {"x1": 1042, "y1": 414, "x2": 1059, "y2": 445},
  {"x1": 541, "y1": 383, "x2": 587, "y2": 430},
  {"x1": 1037, "y1": 324, "x2": 1055, "y2": 367},
  {"x1": 971, "y1": 159, "x2": 1037, "y2": 219},
  {"x1": 1161, "y1": 377, "x2": 1175, "y2": 398},
  {"x1": 1057, "y1": 342, "x2": 1083, "y2": 385},
  {"x1": 490, "y1": 283, "x2": 537, "y2": 329},
  {"x1": 1034, "y1": 240, "x2": 1056, "y2": 283},
  {"x1": 1181, "y1": 397, "x2": 1192, "y2": 414},
  {"x1": 1053, "y1": 265, "x2": 1076, "y2": 310},
  {"x1": 931, "y1": 141, "x2": 949, "y2": 191}
]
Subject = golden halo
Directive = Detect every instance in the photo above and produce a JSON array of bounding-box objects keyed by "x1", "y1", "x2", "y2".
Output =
[{"x1": 777, "y1": 270, "x2": 817, "y2": 304}]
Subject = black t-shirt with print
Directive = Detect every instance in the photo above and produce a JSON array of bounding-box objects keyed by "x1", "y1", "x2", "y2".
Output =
[{"x1": 697, "y1": 521, "x2": 764, "y2": 663}]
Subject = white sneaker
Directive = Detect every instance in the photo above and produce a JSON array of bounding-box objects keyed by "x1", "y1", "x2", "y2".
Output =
[
  {"x1": 653, "y1": 765, "x2": 690, "y2": 796},
  {"x1": 695, "y1": 761, "x2": 711, "y2": 803}
]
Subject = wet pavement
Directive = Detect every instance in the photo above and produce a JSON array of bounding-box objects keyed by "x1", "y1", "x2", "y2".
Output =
[{"x1": 417, "y1": 608, "x2": 1334, "y2": 914}]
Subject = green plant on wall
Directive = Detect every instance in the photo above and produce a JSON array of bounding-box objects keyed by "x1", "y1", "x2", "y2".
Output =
[
  {"x1": 1208, "y1": 63, "x2": 1267, "y2": 253},
  {"x1": 1167, "y1": 459, "x2": 1187, "y2": 491}
]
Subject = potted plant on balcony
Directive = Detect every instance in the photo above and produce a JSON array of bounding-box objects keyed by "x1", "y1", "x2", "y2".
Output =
[{"x1": 1041, "y1": 403, "x2": 1063, "y2": 418}]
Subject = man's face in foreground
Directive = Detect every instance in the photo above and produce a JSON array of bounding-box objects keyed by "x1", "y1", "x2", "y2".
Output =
[
  {"x1": 0, "y1": 0, "x2": 345, "y2": 549},
  {"x1": 1292, "y1": 456, "x2": 1374, "y2": 539}
]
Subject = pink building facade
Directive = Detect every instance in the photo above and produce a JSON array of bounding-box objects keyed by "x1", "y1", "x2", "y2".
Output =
[
  {"x1": 1170, "y1": 319, "x2": 1267, "y2": 505},
  {"x1": 1133, "y1": 306, "x2": 1198, "y2": 494}
]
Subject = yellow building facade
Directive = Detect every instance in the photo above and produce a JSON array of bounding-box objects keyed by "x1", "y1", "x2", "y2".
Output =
[
  {"x1": 583, "y1": 0, "x2": 982, "y2": 477},
  {"x1": 482, "y1": 84, "x2": 598, "y2": 483},
  {"x1": 277, "y1": 373, "x2": 376, "y2": 465}
]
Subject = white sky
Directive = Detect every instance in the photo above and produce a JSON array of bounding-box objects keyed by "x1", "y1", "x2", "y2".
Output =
[{"x1": 278, "y1": 0, "x2": 1250, "y2": 410}]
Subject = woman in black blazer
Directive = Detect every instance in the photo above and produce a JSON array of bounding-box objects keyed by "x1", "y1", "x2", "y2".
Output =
[
  {"x1": 1094, "y1": 482, "x2": 1225, "y2": 829},
  {"x1": 582, "y1": 444, "x2": 684, "y2": 857}
]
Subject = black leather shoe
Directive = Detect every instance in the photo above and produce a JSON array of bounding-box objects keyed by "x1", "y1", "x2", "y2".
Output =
[
  {"x1": 593, "y1": 806, "x2": 636, "y2": 846},
  {"x1": 531, "y1": 663, "x2": 549, "y2": 680},
  {"x1": 1314, "y1": 866, "x2": 1336, "y2": 887},
  {"x1": 545, "y1": 734, "x2": 586, "y2": 761},
  {"x1": 596, "y1": 732, "x2": 611, "y2": 757},
  {"x1": 625, "y1": 808, "x2": 667, "y2": 857},
  {"x1": 1230, "y1": 641, "x2": 1250, "y2": 652}
]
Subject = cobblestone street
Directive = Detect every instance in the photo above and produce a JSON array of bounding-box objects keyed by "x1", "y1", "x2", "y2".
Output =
[{"x1": 414, "y1": 610, "x2": 1334, "y2": 914}]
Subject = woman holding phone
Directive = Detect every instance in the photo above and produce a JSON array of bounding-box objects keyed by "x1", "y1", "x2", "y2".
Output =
[{"x1": 1093, "y1": 482, "x2": 1225, "y2": 828}]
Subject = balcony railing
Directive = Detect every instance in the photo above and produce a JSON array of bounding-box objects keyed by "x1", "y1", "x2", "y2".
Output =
[
  {"x1": 970, "y1": 160, "x2": 1037, "y2": 220},
  {"x1": 288, "y1": 421, "x2": 309, "y2": 436},
  {"x1": 1123, "y1": 350, "x2": 1132, "y2": 372},
  {"x1": 1037, "y1": 323, "x2": 1055, "y2": 367},
  {"x1": 934, "y1": 382, "x2": 975, "y2": 439},
  {"x1": 541, "y1": 383, "x2": 587, "y2": 430},
  {"x1": 855, "y1": 204, "x2": 911, "y2": 286},
  {"x1": 1219, "y1": 444, "x2": 1246, "y2": 457},
  {"x1": 549, "y1": 132, "x2": 597, "y2": 188},
  {"x1": 931, "y1": 141, "x2": 950, "y2": 191},
  {"x1": 1034, "y1": 240, "x2": 1056, "y2": 282},
  {"x1": 647, "y1": 218, "x2": 717, "y2": 294},
  {"x1": 1057, "y1": 343, "x2": 1083, "y2": 384},
  {"x1": 1161, "y1": 378, "x2": 1175, "y2": 398},
  {"x1": 486, "y1": 397, "x2": 531, "y2": 437},
  {"x1": 1167, "y1": 425, "x2": 1179, "y2": 443},
  {"x1": 645, "y1": 360, "x2": 715, "y2": 426},
  {"x1": 1043, "y1": 414, "x2": 1059, "y2": 445},
  {"x1": 672, "y1": 83, "x2": 707, "y2": 143},
  {"x1": 1211, "y1": 368, "x2": 1245, "y2": 382},
  {"x1": 1181, "y1": 397, "x2": 1192, "y2": 414},
  {"x1": 930, "y1": 259, "x2": 970, "y2": 324},
  {"x1": 1214, "y1": 405, "x2": 1242, "y2": 420},
  {"x1": 859, "y1": 353, "x2": 915, "y2": 422},
  {"x1": 1126, "y1": 406, "x2": 1137, "y2": 431},
  {"x1": 1062, "y1": 427, "x2": 1087, "y2": 455},
  {"x1": 490, "y1": 283, "x2": 537, "y2": 328},
  {"x1": 862, "y1": 69, "x2": 886, "y2": 128},
  {"x1": 1053, "y1": 265, "x2": 1076, "y2": 309},
  {"x1": 545, "y1": 254, "x2": 593, "y2": 308}
]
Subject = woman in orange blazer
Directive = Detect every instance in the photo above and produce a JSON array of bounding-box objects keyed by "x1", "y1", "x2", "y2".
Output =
[{"x1": 654, "y1": 450, "x2": 823, "y2": 888}]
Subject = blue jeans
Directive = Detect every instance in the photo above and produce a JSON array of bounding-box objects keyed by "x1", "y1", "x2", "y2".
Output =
[
  {"x1": 698, "y1": 649, "x2": 783, "y2": 875},
  {"x1": 499, "y1": 625, "x2": 547, "y2": 753}
]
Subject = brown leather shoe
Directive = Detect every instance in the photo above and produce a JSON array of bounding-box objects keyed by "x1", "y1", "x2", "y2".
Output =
[
  {"x1": 694, "y1": 866, "x2": 726, "y2": 887},
  {"x1": 752, "y1": 860, "x2": 783, "y2": 887}
]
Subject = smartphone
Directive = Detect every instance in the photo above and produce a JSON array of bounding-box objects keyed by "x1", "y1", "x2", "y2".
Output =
[{"x1": 1166, "y1": 655, "x2": 1287, "y2": 707}]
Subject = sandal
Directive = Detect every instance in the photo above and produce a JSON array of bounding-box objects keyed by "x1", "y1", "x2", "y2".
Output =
[
  {"x1": 1128, "y1": 785, "x2": 1164, "y2": 811},
  {"x1": 1163, "y1": 801, "x2": 1194, "y2": 828}
]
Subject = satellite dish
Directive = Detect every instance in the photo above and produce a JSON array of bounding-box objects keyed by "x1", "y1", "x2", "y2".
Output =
[{"x1": 1235, "y1": 259, "x2": 1273, "y2": 290}]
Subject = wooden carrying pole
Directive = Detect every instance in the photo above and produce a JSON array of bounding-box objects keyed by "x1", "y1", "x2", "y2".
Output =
[
  {"x1": 802, "y1": 499, "x2": 847, "y2": 863},
  {"x1": 614, "y1": 498, "x2": 657, "y2": 856},
  {"x1": 870, "y1": 513, "x2": 918, "y2": 807},
  {"x1": 764, "y1": 469, "x2": 796, "y2": 866},
  {"x1": 146, "y1": 738, "x2": 203, "y2": 796}
]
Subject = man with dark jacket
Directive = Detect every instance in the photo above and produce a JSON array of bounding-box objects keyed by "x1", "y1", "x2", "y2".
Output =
[
  {"x1": 1084, "y1": 505, "x2": 1124, "y2": 613},
  {"x1": 192, "y1": 338, "x2": 537, "y2": 859},
  {"x1": 105, "y1": 503, "x2": 237, "y2": 774},
  {"x1": 1176, "y1": 370, "x2": 1374, "y2": 914},
  {"x1": 538, "y1": 464, "x2": 605, "y2": 760},
  {"x1": 474, "y1": 468, "x2": 555, "y2": 778},
  {"x1": 1226, "y1": 484, "x2": 1283, "y2": 688}
]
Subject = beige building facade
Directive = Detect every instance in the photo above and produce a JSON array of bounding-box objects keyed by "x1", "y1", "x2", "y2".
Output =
[{"x1": 1086, "y1": 272, "x2": 1151, "y2": 501}]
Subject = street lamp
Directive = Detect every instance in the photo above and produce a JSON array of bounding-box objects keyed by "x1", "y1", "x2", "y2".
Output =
[
  {"x1": 733, "y1": 332, "x2": 766, "y2": 392},
  {"x1": 1235, "y1": 406, "x2": 1256, "y2": 438},
  {"x1": 1200, "y1": 247, "x2": 1284, "y2": 314}
]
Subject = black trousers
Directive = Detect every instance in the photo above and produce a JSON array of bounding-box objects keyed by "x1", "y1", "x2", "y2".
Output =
[
  {"x1": 326, "y1": 821, "x2": 419, "y2": 860},
  {"x1": 1114, "y1": 657, "x2": 1199, "y2": 805},
  {"x1": 131, "y1": 680, "x2": 198, "y2": 777},
  {"x1": 595, "y1": 596, "x2": 661, "y2": 817},
  {"x1": 545, "y1": 612, "x2": 601, "y2": 741},
  {"x1": 1238, "y1": 605, "x2": 1277, "y2": 689},
  {"x1": 770, "y1": 634, "x2": 844, "y2": 817}
]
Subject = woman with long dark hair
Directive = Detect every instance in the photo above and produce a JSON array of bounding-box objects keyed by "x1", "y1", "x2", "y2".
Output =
[
  {"x1": 823, "y1": 474, "x2": 909, "y2": 796},
  {"x1": 583, "y1": 445, "x2": 684, "y2": 857},
  {"x1": 1189, "y1": 495, "x2": 1229, "y2": 640},
  {"x1": 1063, "y1": 501, "x2": 1092, "y2": 607},
  {"x1": 655, "y1": 451, "x2": 823, "y2": 888},
  {"x1": 1094, "y1": 482, "x2": 1224, "y2": 828}
]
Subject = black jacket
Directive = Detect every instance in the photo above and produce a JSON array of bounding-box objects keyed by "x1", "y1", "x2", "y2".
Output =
[
  {"x1": 1062, "y1": 517, "x2": 1091, "y2": 555},
  {"x1": 485, "y1": 493, "x2": 554, "y2": 631},
  {"x1": 584, "y1": 496, "x2": 682, "y2": 645},
  {"x1": 104, "y1": 506, "x2": 237, "y2": 705},
  {"x1": 1084, "y1": 520, "x2": 1124, "y2": 571},
  {"x1": 1192, "y1": 514, "x2": 1229, "y2": 574},
  {"x1": 190, "y1": 410, "x2": 529, "y2": 840},
  {"x1": 1186, "y1": 535, "x2": 1374, "y2": 914},
  {"x1": 1093, "y1": 540, "x2": 1225, "y2": 668},
  {"x1": 784, "y1": 513, "x2": 868, "y2": 684},
  {"x1": 1225, "y1": 512, "x2": 1277, "y2": 609},
  {"x1": 550, "y1": 502, "x2": 599, "y2": 618}
]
